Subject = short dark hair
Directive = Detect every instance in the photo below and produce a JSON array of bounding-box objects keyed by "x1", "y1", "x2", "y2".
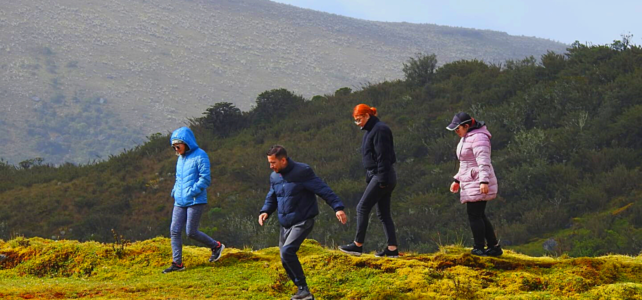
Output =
[{"x1": 266, "y1": 145, "x2": 288, "y2": 158}]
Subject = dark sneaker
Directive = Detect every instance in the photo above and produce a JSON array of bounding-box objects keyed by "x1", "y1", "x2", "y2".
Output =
[
  {"x1": 485, "y1": 245, "x2": 503, "y2": 257},
  {"x1": 291, "y1": 286, "x2": 314, "y2": 300},
  {"x1": 162, "y1": 262, "x2": 185, "y2": 273},
  {"x1": 470, "y1": 248, "x2": 487, "y2": 256},
  {"x1": 209, "y1": 242, "x2": 225, "y2": 262},
  {"x1": 375, "y1": 248, "x2": 399, "y2": 258},
  {"x1": 339, "y1": 243, "x2": 363, "y2": 256}
]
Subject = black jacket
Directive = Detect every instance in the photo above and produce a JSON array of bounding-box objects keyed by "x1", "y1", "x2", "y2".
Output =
[
  {"x1": 261, "y1": 158, "x2": 345, "y2": 228},
  {"x1": 361, "y1": 116, "x2": 396, "y2": 184}
]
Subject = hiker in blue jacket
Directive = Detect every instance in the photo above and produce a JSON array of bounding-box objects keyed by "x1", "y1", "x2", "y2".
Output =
[
  {"x1": 259, "y1": 145, "x2": 347, "y2": 300},
  {"x1": 163, "y1": 127, "x2": 225, "y2": 273}
]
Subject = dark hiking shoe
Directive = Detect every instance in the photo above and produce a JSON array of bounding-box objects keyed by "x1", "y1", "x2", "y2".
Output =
[
  {"x1": 209, "y1": 242, "x2": 225, "y2": 262},
  {"x1": 375, "y1": 248, "x2": 399, "y2": 258},
  {"x1": 485, "y1": 245, "x2": 503, "y2": 257},
  {"x1": 162, "y1": 262, "x2": 185, "y2": 273},
  {"x1": 470, "y1": 248, "x2": 487, "y2": 256},
  {"x1": 339, "y1": 243, "x2": 363, "y2": 256},
  {"x1": 291, "y1": 286, "x2": 314, "y2": 300}
]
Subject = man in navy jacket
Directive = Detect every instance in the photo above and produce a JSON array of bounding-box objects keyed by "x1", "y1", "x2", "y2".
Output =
[{"x1": 259, "y1": 145, "x2": 347, "y2": 300}]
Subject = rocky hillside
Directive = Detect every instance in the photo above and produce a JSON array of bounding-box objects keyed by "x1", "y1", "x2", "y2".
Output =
[{"x1": 0, "y1": 0, "x2": 566, "y2": 164}]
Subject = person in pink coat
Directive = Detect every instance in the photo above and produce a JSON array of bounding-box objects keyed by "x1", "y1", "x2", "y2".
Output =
[{"x1": 447, "y1": 112, "x2": 503, "y2": 257}]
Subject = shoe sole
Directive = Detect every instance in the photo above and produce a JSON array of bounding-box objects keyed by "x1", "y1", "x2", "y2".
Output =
[
  {"x1": 162, "y1": 268, "x2": 185, "y2": 274},
  {"x1": 375, "y1": 255, "x2": 399, "y2": 258},
  {"x1": 291, "y1": 295, "x2": 314, "y2": 300},
  {"x1": 209, "y1": 244, "x2": 225, "y2": 262},
  {"x1": 339, "y1": 249, "x2": 362, "y2": 256}
]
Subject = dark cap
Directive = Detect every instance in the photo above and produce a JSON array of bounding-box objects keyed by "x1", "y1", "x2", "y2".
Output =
[{"x1": 446, "y1": 112, "x2": 472, "y2": 131}]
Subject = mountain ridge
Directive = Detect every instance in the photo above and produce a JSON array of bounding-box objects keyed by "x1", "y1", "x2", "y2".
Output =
[{"x1": 0, "y1": 0, "x2": 566, "y2": 164}]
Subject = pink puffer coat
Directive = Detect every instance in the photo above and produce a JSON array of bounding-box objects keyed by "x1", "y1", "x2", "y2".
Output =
[{"x1": 453, "y1": 126, "x2": 498, "y2": 203}]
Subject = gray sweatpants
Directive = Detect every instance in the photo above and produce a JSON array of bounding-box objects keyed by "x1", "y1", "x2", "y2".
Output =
[{"x1": 279, "y1": 218, "x2": 315, "y2": 287}]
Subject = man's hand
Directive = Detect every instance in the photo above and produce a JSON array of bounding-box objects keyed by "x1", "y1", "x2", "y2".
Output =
[
  {"x1": 450, "y1": 182, "x2": 460, "y2": 193},
  {"x1": 258, "y1": 213, "x2": 269, "y2": 226},
  {"x1": 480, "y1": 183, "x2": 489, "y2": 194},
  {"x1": 336, "y1": 210, "x2": 347, "y2": 225}
]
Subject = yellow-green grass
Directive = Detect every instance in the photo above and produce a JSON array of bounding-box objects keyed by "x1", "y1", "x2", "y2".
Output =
[{"x1": 1, "y1": 238, "x2": 642, "y2": 299}]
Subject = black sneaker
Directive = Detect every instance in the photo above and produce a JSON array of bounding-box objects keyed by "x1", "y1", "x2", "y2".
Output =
[
  {"x1": 162, "y1": 262, "x2": 185, "y2": 273},
  {"x1": 375, "y1": 248, "x2": 399, "y2": 258},
  {"x1": 470, "y1": 248, "x2": 487, "y2": 256},
  {"x1": 209, "y1": 242, "x2": 225, "y2": 262},
  {"x1": 339, "y1": 242, "x2": 363, "y2": 256},
  {"x1": 485, "y1": 245, "x2": 503, "y2": 257},
  {"x1": 291, "y1": 286, "x2": 314, "y2": 300}
]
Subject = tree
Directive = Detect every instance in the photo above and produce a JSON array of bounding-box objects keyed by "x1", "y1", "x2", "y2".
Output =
[
  {"x1": 403, "y1": 53, "x2": 437, "y2": 86},
  {"x1": 251, "y1": 89, "x2": 305, "y2": 124},
  {"x1": 198, "y1": 102, "x2": 245, "y2": 137}
]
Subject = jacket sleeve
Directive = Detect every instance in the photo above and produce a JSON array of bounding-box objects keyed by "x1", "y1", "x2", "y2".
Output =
[
  {"x1": 260, "y1": 183, "x2": 278, "y2": 216},
  {"x1": 472, "y1": 135, "x2": 492, "y2": 184},
  {"x1": 374, "y1": 126, "x2": 394, "y2": 184},
  {"x1": 301, "y1": 166, "x2": 345, "y2": 212},
  {"x1": 190, "y1": 153, "x2": 212, "y2": 196}
]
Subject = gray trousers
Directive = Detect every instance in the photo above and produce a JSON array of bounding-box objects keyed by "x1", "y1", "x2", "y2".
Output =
[
  {"x1": 170, "y1": 204, "x2": 219, "y2": 265},
  {"x1": 280, "y1": 218, "x2": 315, "y2": 287}
]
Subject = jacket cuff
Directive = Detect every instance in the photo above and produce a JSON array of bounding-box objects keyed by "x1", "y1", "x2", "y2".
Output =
[
  {"x1": 453, "y1": 179, "x2": 460, "y2": 184},
  {"x1": 334, "y1": 206, "x2": 345, "y2": 212},
  {"x1": 480, "y1": 182, "x2": 489, "y2": 184}
]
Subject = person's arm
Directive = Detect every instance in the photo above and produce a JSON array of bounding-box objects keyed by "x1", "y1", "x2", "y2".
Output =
[
  {"x1": 472, "y1": 135, "x2": 492, "y2": 194},
  {"x1": 373, "y1": 126, "x2": 394, "y2": 186},
  {"x1": 189, "y1": 153, "x2": 212, "y2": 197},
  {"x1": 301, "y1": 166, "x2": 345, "y2": 212},
  {"x1": 260, "y1": 184, "x2": 278, "y2": 215},
  {"x1": 472, "y1": 135, "x2": 492, "y2": 184}
]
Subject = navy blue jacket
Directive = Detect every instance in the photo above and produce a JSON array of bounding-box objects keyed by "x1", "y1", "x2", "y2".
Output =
[
  {"x1": 260, "y1": 158, "x2": 345, "y2": 228},
  {"x1": 361, "y1": 116, "x2": 396, "y2": 184}
]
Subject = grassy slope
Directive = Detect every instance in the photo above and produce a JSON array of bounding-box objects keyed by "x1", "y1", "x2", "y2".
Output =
[{"x1": 1, "y1": 238, "x2": 641, "y2": 299}]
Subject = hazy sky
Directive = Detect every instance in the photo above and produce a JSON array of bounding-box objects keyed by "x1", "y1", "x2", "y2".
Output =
[{"x1": 271, "y1": 0, "x2": 640, "y2": 46}]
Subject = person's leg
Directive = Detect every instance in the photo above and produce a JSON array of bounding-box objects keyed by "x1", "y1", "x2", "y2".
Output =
[
  {"x1": 170, "y1": 206, "x2": 188, "y2": 265},
  {"x1": 279, "y1": 226, "x2": 296, "y2": 283},
  {"x1": 280, "y1": 219, "x2": 315, "y2": 288},
  {"x1": 480, "y1": 205, "x2": 499, "y2": 247},
  {"x1": 185, "y1": 204, "x2": 219, "y2": 249},
  {"x1": 375, "y1": 181, "x2": 398, "y2": 249},
  {"x1": 466, "y1": 201, "x2": 488, "y2": 250},
  {"x1": 355, "y1": 178, "x2": 386, "y2": 244}
]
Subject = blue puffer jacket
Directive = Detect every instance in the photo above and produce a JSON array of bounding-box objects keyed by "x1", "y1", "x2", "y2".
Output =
[
  {"x1": 170, "y1": 127, "x2": 211, "y2": 207},
  {"x1": 260, "y1": 158, "x2": 345, "y2": 228}
]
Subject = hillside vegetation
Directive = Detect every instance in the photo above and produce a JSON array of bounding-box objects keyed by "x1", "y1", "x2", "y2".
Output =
[
  {"x1": 1, "y1": 40, "x2": 642, "y2": 258},
  {"x1": 0, "y1": 0, "x2": 566, "y2": 164},
  {"x1": 1, "y1": 237, "x2": 642, "y2": 299}
]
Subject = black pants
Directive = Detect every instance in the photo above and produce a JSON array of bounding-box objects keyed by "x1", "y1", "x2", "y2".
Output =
[
  {"x1": 354, "y1": 170, "x2": 397, "y2": 246},
  {"x1": 466, "y1": 201, "x2": 498, "y2": 249},
  {"x1": 279, "y1": 218, "x2": 314, "y2": 287}
]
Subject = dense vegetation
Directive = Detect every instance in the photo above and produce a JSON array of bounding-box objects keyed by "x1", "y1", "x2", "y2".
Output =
[
  {"x1": 1, "y1": 39, "x2": 641, "y2": 257},
  {"x1": 1, "y1": 237, "x2": 641, "y2": 299}
]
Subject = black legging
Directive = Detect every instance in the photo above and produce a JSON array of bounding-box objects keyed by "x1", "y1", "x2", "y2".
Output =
[
  {"x1": 466, "y1": 201, "x2": 498, "y2": 249},
  {"x1": 354, "y1": 170, "x2": 397, "y2": 246}
]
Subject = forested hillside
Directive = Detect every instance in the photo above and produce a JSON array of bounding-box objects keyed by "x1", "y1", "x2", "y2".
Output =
[
  {"x1": 0, "y1": 0, "x2": 566, "y2": 165},
  {"x1": 1, "y1": 39, "x2": 641, "y2": 257}
]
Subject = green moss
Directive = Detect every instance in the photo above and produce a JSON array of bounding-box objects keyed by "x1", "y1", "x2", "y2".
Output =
[{"x1": 1, "y1": 238, "x2": 642, "y2": 299}]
